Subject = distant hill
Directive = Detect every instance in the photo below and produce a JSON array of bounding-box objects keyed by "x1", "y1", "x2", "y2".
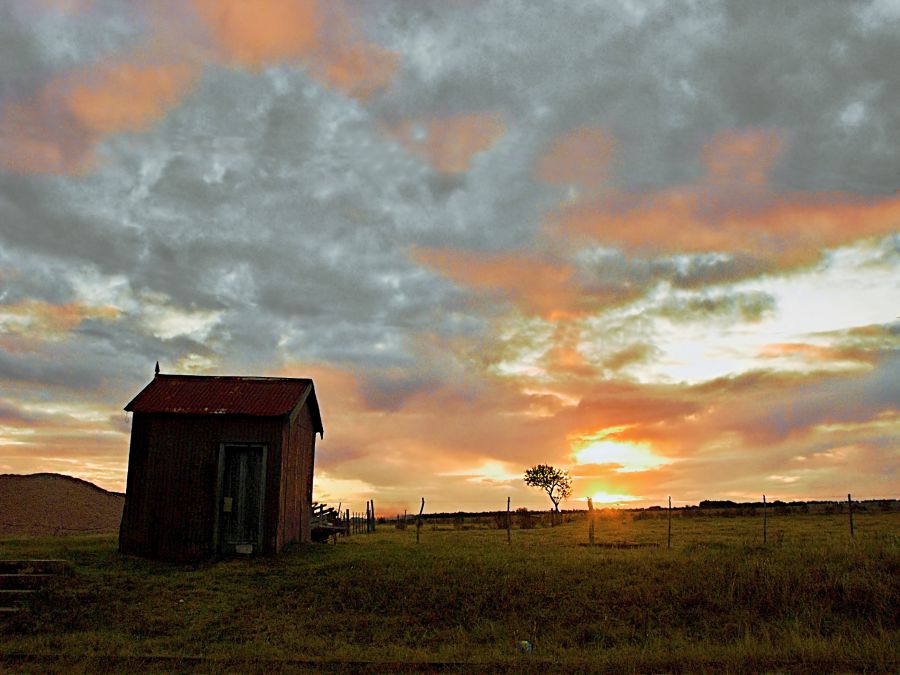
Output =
[{"x1": 0, "y1": 473, "x2": 124, "y2": 537}]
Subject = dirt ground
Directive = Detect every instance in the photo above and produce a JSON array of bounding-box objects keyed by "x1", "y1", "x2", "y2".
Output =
[{"x1": 0, "y1": 473, "x2": 123, "y2": 537}]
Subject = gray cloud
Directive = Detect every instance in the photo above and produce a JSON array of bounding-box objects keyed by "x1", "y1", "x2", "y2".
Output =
[
  {"x1": 0, "y1": 1, "x2": 146, "y2": 98},
  {"x1": 756, "y1": 353, "x2": 900, "y2": 442},
  {"x1": 0, "y1": 341, "x2": 105, "y2": 389},
  {"x1": 0, "y1": 0, "x2": 897, "y2": 474},
  {"x1": 377, "y1": 0, "x2": 899, "y2": 194},
  {"x1": 0, "y1": 398, "x2": 36, "y2": 425},
  {"x1": 656, "y1": 290, "x2": 776, "y2": 324},
  {"x1": 0, "y1": 174, "x2": 145, "y2": 275}
]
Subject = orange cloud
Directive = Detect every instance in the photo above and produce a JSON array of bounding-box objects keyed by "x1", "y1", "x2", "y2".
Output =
[
  {"x1": 269, "y1": 357, "x2": 899, "y2": 510},
  {"x1": 190, "y1": 0, "x2": 320, "y2": 67},
  {"x1": 543, "y1": 345, "x2": 593, "y2": 376},
  {"x1": 412, "y1": 238, "x2": 654, "y2": 326},
  {"x1": 537, "y1": 126, "x2": 615, "y2": 187},
  {"x1": 0, "y1": 427, "x2": 129, "y2": 490},
  {"x1": 412, "y1": 246, "x2": 587, "y2": 319},
  {"x1": 411, "y1": 243, "x2": 648, "y2": 384},
  {"x1": 389, "y1": 113, "x2": 506, "y2": 173},
  {"x1": 564, "y1": 363, "x2": 900, "y2": 485},
  {"x1": 0, "y1": 61, "x2": 198, "y2": 173},
  {"x1": 1, "y1": 0, "x2": 396, "y2": 174},
  {"x1": 537, "y1": 320, "x2": 600, "y2": 378},
  {"x1": 548, "y1": 127, "x2": 900, "y2": 265},
  {"x1": 758, "y1": 342, "x2": 874, "y2": 365},
  {"x1": 0, "y1": 335, "x2": 43, "y2": 355},
  {"x1": 701, "y1": 128, "x2": 784, "y2": 186},
  {"x1": 0, "y1": 300, "x2": 119, "y2": 340},
  {"x1": 273, "y1": 360, "x2": 573, "y2": 501},
  {"x1": 320, "y1": 44, "x2": 398, "y2": 99},
  {"x1": 190, "y1": 0, "x2": 397, "y2": 98},
  {"x1": 1, "y1": 97, "x2": 90, "y2": 174},
  {"x1": 5, "y1": 343, "x2": 896, "y2": 502},
  {"x1": 64, "y1": 62, "x2": 196, "y2": 134}
]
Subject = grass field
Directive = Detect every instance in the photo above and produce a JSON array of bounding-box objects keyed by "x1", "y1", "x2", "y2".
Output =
[{"x1": 1, "y1": 510, "x2": 898, "y2": 673}]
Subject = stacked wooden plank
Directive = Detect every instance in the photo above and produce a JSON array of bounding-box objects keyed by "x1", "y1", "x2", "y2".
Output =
[
  {"x1": 0, "y1": 560, "x2": 70, "y2": 613},
  {"x1": 310, "y1": 503, "x2": 346, "y2": 542}
]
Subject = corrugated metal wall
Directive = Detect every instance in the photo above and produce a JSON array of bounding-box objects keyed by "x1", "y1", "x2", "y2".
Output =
[
  {"x1": 119, "y1": 412, "x2": 288, "y2": 560},
  {"x1": 277, "y1": 405, "x2": 317, "y2": 548}
]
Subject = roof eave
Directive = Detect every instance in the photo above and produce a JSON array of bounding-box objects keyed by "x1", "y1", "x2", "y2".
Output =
[
  {"x1": 287, "y1": 382, "x2": 324, "y2": 438},
  {"x1": 123, "y1": 383, "x2": 152, "y2": 412}
]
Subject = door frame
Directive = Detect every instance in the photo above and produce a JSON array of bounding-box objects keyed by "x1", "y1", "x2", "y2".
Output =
[{"x1": 213, "y1": 443, "x2": 268, "y2": 554}]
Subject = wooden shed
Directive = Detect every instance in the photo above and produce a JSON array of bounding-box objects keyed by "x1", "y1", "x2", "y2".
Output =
[{"x1": 119, "y1": 372, "x2": 324, "y2": 560}]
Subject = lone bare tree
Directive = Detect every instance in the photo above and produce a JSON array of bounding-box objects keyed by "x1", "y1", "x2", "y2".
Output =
[{"x1": 524, "y1": 464, "x2": 572, "y2": 522}]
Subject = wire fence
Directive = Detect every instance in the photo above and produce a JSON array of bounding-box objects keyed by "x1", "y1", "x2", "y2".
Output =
[{"x1": 330, "y1": 493, "x2": 899, "y2": 547}]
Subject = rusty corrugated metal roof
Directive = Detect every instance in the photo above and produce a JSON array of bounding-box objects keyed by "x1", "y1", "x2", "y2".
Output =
[{"x1": 124, "y1": 375, "x2": 324, "y2": 436}]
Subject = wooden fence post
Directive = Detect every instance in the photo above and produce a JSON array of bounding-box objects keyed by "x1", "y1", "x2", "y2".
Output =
[
  {"x1": 371, "y1": 499, "x2": 376, "y2": 532},
  {"x1": 848, "y1": 493, "x2": 854, "y2": 538},
  {"x1": 763, "y1": 494, "x2": 767, "y2": 545},
  {"x1": 667, "y1": 496, "x2": 672, "y2": 549},
  {"x1": 416, "y1": 498, "x2": 425, "y2": 544},
  {"x1": 506, "y1": 496, "x2": 511, "y2": 544},
  {"x1": 587, "y1": 497, "x2": 595, "y2": 546}
]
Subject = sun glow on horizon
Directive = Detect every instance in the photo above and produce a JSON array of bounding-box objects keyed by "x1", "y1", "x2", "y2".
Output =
[
  {"x1": 588, "y1": 491, "x2": 640, "y2": 504},
  {"x1": 572, "y1": 429, "x2": 671, "y2": 472}
]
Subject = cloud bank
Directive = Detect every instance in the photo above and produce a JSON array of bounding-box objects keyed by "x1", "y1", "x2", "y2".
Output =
[{"x1": 0, "y1": 0, "x2": 897, "y2": 510}]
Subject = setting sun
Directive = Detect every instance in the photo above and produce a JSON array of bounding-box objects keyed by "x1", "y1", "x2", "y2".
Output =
[{"x1": 572, "y1": 429, "x2": 671, "y2": 473}]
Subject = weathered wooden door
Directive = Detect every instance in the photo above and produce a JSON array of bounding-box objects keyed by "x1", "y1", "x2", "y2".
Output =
[{"x1": 216, "y1": 444, "x2": 267, "y2": 554}]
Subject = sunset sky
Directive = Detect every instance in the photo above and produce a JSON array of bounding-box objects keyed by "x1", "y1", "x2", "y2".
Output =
[{"x1": 0, "y1": 0, "x2": 897, "y2": 513}]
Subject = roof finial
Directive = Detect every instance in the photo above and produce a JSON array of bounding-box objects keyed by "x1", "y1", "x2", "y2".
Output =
[{"x1": 155, "y1": 361, "x2": 160, "y2": 377}]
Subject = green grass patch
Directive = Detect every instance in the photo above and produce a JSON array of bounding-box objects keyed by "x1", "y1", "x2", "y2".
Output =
[{"x1": 1, "y1": 511, "x2": 898, "y2": 671}]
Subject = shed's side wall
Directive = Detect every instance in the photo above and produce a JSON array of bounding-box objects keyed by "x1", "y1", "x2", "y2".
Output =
[
  {"x1": 277, "y1": 404, "x2": 317, "y2": 548},
  {"x1": 119, "y1": 413, "x2": 284, "y2": 561}
]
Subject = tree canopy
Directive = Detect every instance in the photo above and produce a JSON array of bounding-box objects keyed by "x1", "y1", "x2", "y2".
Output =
[{"x1": 523, "y1": 464, "x2": 572, "y2": 512}]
